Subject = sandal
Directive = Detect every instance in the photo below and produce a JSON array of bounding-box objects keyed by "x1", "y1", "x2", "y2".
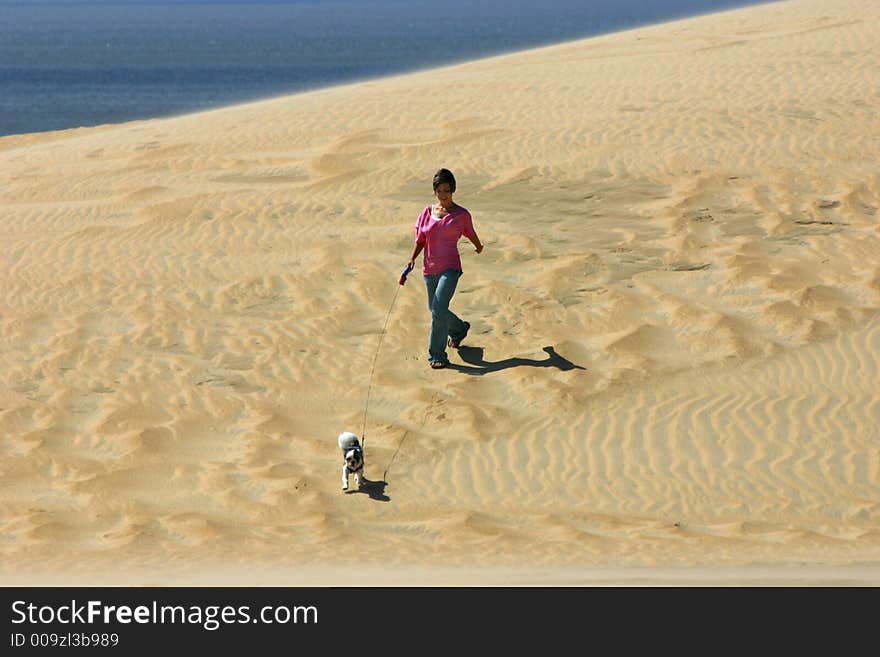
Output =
[
  {"x1": 430, "y1": 361, "x2": 447, "y2": 369},
  {"x1": 448, "y1": 321, "x2": 471, "y2": 349}
]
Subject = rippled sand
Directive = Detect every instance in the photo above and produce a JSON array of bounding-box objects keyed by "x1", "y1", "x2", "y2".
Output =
[{"x1": 2, "y1": 0, "x2": 878, "y2": 585}]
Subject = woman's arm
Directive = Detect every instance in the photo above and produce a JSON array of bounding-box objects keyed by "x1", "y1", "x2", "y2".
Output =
[
  {"x1": 409, "y1": 209, "x2": 427, "y2": 268},
  {"x1": 408, "y1": 241, "x2": 424, "y2": 268},
  {"x1": 461, "y1": 211, "x2": 483, "y2": 254},
  {"x1": 469, "y1": 234, "x2": 483, "y2": 254}
]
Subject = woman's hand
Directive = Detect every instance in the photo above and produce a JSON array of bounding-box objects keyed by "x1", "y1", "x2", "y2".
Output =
[{"x1": 475, "y1": 244, "x2": 483, "y2": 254}]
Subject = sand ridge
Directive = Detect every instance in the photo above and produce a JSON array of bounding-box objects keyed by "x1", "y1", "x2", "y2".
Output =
[{"x1": 1, "y1": 0, "x2": 879, "y2": 584}]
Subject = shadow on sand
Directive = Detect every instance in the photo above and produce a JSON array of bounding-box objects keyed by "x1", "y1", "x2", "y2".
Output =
[
  {"x1": 345, "y1": 478, "x2": 390, "y2": 502},
  {"x1": 448, "y1": 345, "x2": 586, "y2": 375}
]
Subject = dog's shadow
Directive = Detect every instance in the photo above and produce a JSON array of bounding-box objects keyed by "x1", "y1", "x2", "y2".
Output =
[{"x1": 345, "y1": 478, "x2": 390, "y2": 502}]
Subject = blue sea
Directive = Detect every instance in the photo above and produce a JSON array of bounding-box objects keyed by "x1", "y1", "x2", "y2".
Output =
[{"x1": 0, "y1": 0, "x2": 771, "y2": 136}]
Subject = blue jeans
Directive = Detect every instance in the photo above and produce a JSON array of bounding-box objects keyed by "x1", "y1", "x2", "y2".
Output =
[{"x1": 424, "y1": 268, "x2": 468, "y2": 364}]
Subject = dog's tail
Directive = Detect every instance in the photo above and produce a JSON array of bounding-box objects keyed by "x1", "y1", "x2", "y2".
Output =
[{"x1": 338, "y1": 431, "x2": 360, "y2": 450}]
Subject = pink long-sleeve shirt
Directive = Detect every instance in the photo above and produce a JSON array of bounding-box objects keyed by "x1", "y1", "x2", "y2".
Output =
[{"x1": 414, "y1": 205, "x2": 478, "y2": 275}]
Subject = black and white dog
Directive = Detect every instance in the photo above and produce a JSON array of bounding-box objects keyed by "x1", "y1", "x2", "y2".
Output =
[{"x1": 338, "y1": 431, "x2": 365, "y2": 491}]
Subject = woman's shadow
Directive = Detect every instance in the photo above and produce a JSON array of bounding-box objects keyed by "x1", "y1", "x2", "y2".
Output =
[{"x1": 448, "y1": 345, "x2": 586, "y2": 375}]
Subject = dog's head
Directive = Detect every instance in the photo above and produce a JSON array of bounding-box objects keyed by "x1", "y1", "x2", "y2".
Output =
[{"x1": 344, "y1": 447, "x2": 364, "y2": 471}]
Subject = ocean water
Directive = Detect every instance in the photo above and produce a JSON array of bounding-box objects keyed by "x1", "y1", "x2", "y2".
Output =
[{"x1": 0, "y1": 0, "x2": 771, "y2": 136}]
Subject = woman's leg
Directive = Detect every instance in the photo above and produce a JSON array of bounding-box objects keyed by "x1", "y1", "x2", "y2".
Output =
[
  {"x1": 426, "y1": 269, "x2": 464, "y2": 364},
  {"x1": 423, "y1": 273, "x2": 441, "y2": 363},
  {"x1": 440, "y1": 270, "x2": 468, "y2": 345}
]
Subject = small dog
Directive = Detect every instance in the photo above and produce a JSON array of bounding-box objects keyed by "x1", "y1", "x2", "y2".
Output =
[{"x1": 338, "y1": 431, "x2": 365, "y2": 491}]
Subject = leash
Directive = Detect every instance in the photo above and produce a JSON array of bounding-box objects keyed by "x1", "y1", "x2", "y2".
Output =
[{"x1": 360, "y1": 262, "x2": 414, "y2": 450}]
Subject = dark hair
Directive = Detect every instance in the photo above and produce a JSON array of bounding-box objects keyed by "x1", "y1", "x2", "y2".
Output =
[{"x1": 432, "y1": 168, "x2": 456, "y2": 193}]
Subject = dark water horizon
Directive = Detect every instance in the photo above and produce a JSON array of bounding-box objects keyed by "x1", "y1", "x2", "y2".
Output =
[{"x1": 0, "y1": 0, "x2": 774, "y2": 137}]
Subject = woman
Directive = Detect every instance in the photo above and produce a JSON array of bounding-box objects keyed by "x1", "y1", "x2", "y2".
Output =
[{"x1": 408, "y1": 168, "x2": 484, "y2": 369}]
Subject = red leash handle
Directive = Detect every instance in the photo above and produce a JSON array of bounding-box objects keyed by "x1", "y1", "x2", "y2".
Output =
[{"x1": 399, "y1": 262, "x2": 414, "y2": 285}]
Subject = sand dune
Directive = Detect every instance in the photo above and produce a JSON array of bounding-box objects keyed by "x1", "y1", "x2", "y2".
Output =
[{"x1": 1, "y1": 0, "x2": 879, "y2": 585}]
